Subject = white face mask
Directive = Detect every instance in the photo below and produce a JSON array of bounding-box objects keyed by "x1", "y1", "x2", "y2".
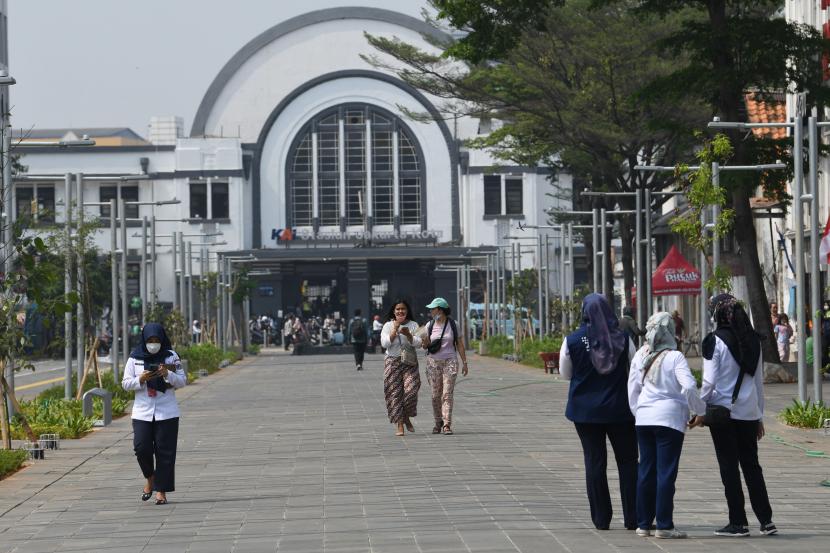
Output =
[
  {"x1": 146, "y1": 343, "x2": 162, "y2": 354},
  {"x1": 433, "y1": 314, "x2": 441, "y2": 322}
]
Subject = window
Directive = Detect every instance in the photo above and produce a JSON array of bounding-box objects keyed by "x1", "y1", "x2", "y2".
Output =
[
  {"x1": 15, "y1": 184, "x2": 55, "y2": 223},
  {"x1": 287, "y1": 104, "x2": 425, "y2": 229},
  {"x1": 483, "y1": 175, "x2": 524, "y2": 216},
  {"x1": 190, "y1": 182, "x2": 207, "y2": 219},
  {"x1": 189, "y1": 179, "x2": 229, "y2": 220},
  {"x1": 99, "y1": 184, "x2": 138, "y2": 219},
  {"x1": 484, "y1": 175, "x2": 501, "y2": 215},
  {"x1": 505, "y1": 178, "x2": 523, "y2": 215},
  {"x1": 211, "y1": 181, "x2": 229, "y2": 219}
]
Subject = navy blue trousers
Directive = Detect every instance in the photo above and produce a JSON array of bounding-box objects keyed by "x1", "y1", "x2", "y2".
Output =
[
  {"x1": 133, "y1": 417, "x2": 179, "y2": 492},
  {"x1": 636, "y1": 425, "x2": 685, "y2": 530},
  {"x1": 574, "y1": 422, "x2": 638, "y2": 529}
]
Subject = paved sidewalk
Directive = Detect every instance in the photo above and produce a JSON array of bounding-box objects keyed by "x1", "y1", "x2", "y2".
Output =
[{"x1": 0, "y1": 349, "x2": 828, "y2": 553}]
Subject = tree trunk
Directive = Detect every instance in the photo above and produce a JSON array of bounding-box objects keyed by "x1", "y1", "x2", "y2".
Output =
[
  {"x1": 731, "y1": 187, "x2": 779, "y2": 362},
  {"x1": 0, "y1": 390, "x2": 9, "y2": 450},
  {"x1": 0, "y1": 373, "x2": 38, "y2": 443}
]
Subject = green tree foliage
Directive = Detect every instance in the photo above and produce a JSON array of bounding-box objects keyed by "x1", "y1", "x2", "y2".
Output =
[{"x1": 364, "y1": 0, "x2": 708, "y2": 306}]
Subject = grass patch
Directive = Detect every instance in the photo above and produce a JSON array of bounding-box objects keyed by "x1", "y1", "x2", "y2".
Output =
[
  {"x1": 0, "y1": 449, "x2": 28, "y2": 479},
  {"x1": 247, "y1": 343, "x2": 261, "y2": 355},
  {"x1": 778, "y1": 399, "x2": 830, "y2": 429},
  {"x1": 479, "y1": 335, "x2": 563, "y2": 370}
]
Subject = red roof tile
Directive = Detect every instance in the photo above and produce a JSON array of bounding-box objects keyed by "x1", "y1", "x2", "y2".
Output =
[{"x1": 743, "y1": 92, "x2": 787, "y2": 140}]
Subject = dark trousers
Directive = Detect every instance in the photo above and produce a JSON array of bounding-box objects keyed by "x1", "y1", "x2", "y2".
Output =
[
  {"x1": 636, "y1": 425, "x2": 685, "y2": 530},
  {"x1": 133, "y1": 417, "x2": 179, "y2": 493},
  {"x1": 574, "y1": 422, "x2": 638, "y2": 529},
  {"x1": 709, "y1": 419, "x2": 773, "y2": 526},
  {"x1": 353, "y1": 342, "x2": 366, "y2": 366}
]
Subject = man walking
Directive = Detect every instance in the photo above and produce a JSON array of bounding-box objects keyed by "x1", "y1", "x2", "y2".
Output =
[{"x1": 349, "y1": 309, "x2": 369, "y2": 370}]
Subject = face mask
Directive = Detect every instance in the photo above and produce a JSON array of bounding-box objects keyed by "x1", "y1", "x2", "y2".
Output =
[
  {"x1": 433, "y1": 314, "x2": 441, "y2": 322},
  {"x1": 146, "y1": 343, "x2": 161, "y2": 354}
]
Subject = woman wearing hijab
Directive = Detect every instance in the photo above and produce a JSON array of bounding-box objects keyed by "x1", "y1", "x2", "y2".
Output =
[
  {"x1": 628, "y1": 312, "x2": 706, "y2": 539},
  {"x1": 121, "y1": 323, "x2": 187, "y2": 505},
  {"x1": 700, "y1": 294, "x2": 777, "y2": 537},
  {"x1": 558, "y1": 293, "x2": 638, "y2": 530},
  {"x1": 380, "y1": 299, "x2": 422, "y2": 436}
]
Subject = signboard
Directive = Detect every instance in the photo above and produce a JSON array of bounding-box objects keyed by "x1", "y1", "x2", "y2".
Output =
[{"x1": 271, "y1": 228, "x2": 442, "y2": 244}]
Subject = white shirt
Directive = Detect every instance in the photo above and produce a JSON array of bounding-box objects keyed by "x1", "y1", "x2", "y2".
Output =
[
  {"x1": 558, "y1": 338, "x2": 636, "y2": 380},
  {"x1": 700, "y1": 336, "x2": 765, "y2": 421},
  {"x1": 380, "y1": 320, "x2": 422, "y2": 358},
  {"x1": 372, "y1": 319, "x2": 383, "y2": 332},
  {"x1": 628, "y1": 348, "x2": 706, "y2": 434},
  {"x1": 121, "y1": 352, "x2": 187, "y2": 421}
]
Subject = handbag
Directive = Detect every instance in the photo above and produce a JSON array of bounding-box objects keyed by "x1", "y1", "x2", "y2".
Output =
[
  {"x1": 400, "y1": 341, "x2": 418, "y2": 366},
  {"x1": 703, "y1": 368, "x2": 745, "y2": 426},
  {"x1": 426, "y1": 320, "x2": 448, "y2": 354}
]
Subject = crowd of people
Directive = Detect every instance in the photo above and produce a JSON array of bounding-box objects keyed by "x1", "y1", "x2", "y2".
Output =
[{"x1": 120, "y1": 291, "x2": 777, "y2": 540}]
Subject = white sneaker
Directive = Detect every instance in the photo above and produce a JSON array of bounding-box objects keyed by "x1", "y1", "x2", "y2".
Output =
[
  {"x1": 655, "y1": 528, "x2": 687, "y2": 539},
  {"x1": 635, "y1": 528, "x2": 651, "y2": 537}
]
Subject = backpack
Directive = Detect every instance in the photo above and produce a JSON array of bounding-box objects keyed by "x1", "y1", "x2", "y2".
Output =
[
  {"x1": 427, "y1": 318, "x2": 458, "y2": 350},
  {"x1": 350, "y1": 318, "x2": 367, "y2": 342}
]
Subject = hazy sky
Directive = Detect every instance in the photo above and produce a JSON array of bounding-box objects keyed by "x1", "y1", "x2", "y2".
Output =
[{"x1": 8, "y1": 0, "x2": 428, "y2": 138}]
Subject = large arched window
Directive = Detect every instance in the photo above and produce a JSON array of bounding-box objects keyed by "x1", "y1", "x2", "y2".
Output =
[{"x1": 287, "y1": 104, "x2": 425, "y2": 229}]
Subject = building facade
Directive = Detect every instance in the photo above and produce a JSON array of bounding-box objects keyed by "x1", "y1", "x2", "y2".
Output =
[{"x1": 14, "y1": 7, "x2": 569, "y2": 322}]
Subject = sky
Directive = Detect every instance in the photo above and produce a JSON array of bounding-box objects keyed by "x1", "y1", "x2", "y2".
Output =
[{"x1": 8, "y1": 0, "x2": 428, "y2": 138}]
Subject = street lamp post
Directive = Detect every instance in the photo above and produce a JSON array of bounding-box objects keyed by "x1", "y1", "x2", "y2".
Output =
[
  {"x1": 75, "y1": 173, "x2": 85, "y2": 389},
  {"x1": 64, "y1": 174, "x2": 73, "y2": 399}
]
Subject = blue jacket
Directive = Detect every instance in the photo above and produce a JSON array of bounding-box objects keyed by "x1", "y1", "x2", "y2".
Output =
[{"x1": 564, "y1": 326, "x2": 633, "y2": 424}]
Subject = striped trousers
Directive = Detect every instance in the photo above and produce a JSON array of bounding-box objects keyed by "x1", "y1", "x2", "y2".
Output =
[{"x1": 383, "y1": 356, "x2": 420, "y2": 423}]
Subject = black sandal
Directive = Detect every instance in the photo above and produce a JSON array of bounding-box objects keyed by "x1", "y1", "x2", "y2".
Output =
[
  {"x1": 442, "y1": 425, "x2": 453, "y2": 435},
  {"x1": 141, "y1": 491, "x2": 152, "y2": 502},
  {"x1": 155, "y1": 497, "x2": 168, "y2": 505}
]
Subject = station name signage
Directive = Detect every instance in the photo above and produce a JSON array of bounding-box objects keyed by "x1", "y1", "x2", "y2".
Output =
[{"x1": 272, "y1": 228, "x2": 442, "y2": 243}]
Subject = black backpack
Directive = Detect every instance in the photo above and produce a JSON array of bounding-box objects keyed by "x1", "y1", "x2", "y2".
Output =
[{"x1": 350, "y1": 318, "x2": 367, "y2": 342}]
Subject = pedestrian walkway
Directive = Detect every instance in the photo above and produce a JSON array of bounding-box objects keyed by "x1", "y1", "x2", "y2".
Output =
[{"x1": 1, "y1": 350, "x2": 828, "y2": 552}]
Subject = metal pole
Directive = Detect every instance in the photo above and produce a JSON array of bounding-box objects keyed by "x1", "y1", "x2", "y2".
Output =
[
  {"x1": 110, "y1": 199, "x2": 119, "y2": 380},
  {"x1": 178, "y1": 232, "x2": 186, "y2": 319},
  {"x1": 141, "y1": 216, "x2": 148, "y2": 324},
  {"x1": 592, "y1": 209, "x2": 600, "y2": 291},
  {"x1": 537, "y1": 235, "x2": 543, "y2": 338},
  {"x1": 172, "y1": 236, "x2": 178, "y2": 310},
  {"x1": 809, "y1": 115, "x2": 822, "y2": 403},
  {"x1": 567, "y1": 222, "x2": 574, "y2": 303},
  {"x1": 560, "y1": 225, "x2": 566, "y2": 331},
  {"x1": 511, "y1": 242, "x2": 517, "y2": 352},
  {"x1": 645, "y1": 188, "x2": 653, "y2": 317},
  {"x1": 64, "y1": 174, "x2": 73, "y2": 399},
  {"x1": 635, "y1": 187, "x2": 645, "y2": 327},
  {"x1": 485, "y1": 254, "x2": 491, "y2": 338},
  {"x1": 75, "y1": 173, "x2": 85, "y2": 389},
  {"x1": 699, "y1": 198, "x2": 708, "y2": 346},
  {"x1": 201, "y1": 246, "x2": 208, "y2": 337},
  {"x1": 794, "y1": 116, "x2": 807, "y2": 403},
  {"x1": 2, "y1": 122, "x2": 14, "y2": 414},
  {"x1": 601, "y1": 208, "x2": 609, "y2": 300},
  {"x1": 712, "y1": 162, "x2": 721, "y2": 296},
  {"x1": 120, "y1": 198, "x2": 129, "y2": 369},
  {"x1": 150, "y1": 215, "x2": 157, "y2": 308},
  {"x1": 544, "y1": 233, "x2": 551, "y2": 336},
  {"x1": 216, "y1": 256, "x2": 222, "y2": 348},
  {"x1": 187, "y1": 241, "x2": 194, "y2": 345}
]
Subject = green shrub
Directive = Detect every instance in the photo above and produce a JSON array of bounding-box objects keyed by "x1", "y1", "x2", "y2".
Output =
[
  {"x1": 483, "y1": 335, "x2": 514, "y2": 358},
  {"x1": 518, "y1": 336, "x2": 564, "y2": 369},
  {"x1": 691, "y1": 369, "x2": 702, "y2": 388},
  {"x1": 0, "y1": 449, "x2": 28, "y2": 478},
  {"x1": 778, "y1": 399, "x2": 830, "y2": 429},
  {"x1": 247, "y1": 343, "x2": 261, "y2": 355},
  {"x1": 178, "y1": 343, "x2": 224, "y2": 374},
  {"x1": 469, "y1": 339, "x2": 480, "y2": 351},
  {"x1": 223, "y1": 349, "x2": 243, "y2": 363},
  {"x1": 11, "y1": 398, "x2": 95, "y2": 439}
]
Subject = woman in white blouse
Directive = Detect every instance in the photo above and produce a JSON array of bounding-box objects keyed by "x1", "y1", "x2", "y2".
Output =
[
  {"x1": 380, "y1": 299, "x2": 422, "y2": 436},
  {"x1": 121, "y1": 323, "x2": 187, "y2": 505},
  {"x1": 628, "y1": 312, "x2": 705, "y2": 539}
]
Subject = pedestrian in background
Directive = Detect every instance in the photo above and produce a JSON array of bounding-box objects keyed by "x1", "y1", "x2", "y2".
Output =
[
  {"x1": 283, "y1": 314, "x2": 294, "y2": 351},
  {"x1": 701, "y1": 294, "x2": 776, "y2": 537},
  {"x1": 349, "y1": 309, "x2": 369, "y2": 370},
  {"x1": 372, "y1": 315, "x2": 383, "y2": 349},
  {"x1": 620, "y1": 307, "x2": 645, "y2": 347},
  {"x1": 121, "y1": 323, "x2": 187, "y2": 505},
  {"x1": 381, "y1": 299, "x2": 422, "y2": 436},
  {"x1": 559, "y1": 293, "x2": 638, "y2": 531},
  {"x1": 671, "y1": 310, "x2": 685, "y2": 353},
  {"x1": 424, "y1": 297, "x2": 468, "y2": 435},
  {"x1": 773, "y1": 314, "x2": 792, "y2": 363},
  {"x1": 628, "y1": 312, "x2": 705, "y2": 539}
]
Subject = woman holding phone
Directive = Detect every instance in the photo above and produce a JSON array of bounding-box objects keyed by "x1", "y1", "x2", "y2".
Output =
[
  {"x1": 381, "y1": 299, "x2": 422, "y2": 436},
  {"x1": 121, "y1": 323, "x2": 187, "y2": 505}
]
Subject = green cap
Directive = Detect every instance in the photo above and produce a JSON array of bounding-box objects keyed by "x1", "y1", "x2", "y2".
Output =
[{"x1": 426, "y1": 297, "x2": 449, "y2": 309}]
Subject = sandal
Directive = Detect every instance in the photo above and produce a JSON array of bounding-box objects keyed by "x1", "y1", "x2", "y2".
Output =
[
  {"x1": 155, "y1": 497, "x2": 168, "y2": 505},
  {"x1": 141, "y1": 491, "x2": 152, "y2": 502},
  {"x1": 442, "y1": 425, "x2": 453, "y2": 435},
  {"x1": 432, "y1": 424, "x2": 442, "y2": 434}
]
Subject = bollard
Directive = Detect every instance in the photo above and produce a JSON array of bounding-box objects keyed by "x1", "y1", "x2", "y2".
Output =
[{"x1": 82, "y1": 388, "x2": 113, "y2": 427}]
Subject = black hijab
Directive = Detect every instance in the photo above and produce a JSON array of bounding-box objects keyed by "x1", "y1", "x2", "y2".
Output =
[
  {"x1": 130, "y1": 323, "x2": 174, "y2": 393},
  {"x1": 702, "y1": 294, "x2": 761, "y2": 376}
]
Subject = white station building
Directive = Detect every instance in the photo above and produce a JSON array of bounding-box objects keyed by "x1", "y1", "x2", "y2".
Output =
[{"x1": 14, "y1": 7, "x2": 569, "y2": 320}]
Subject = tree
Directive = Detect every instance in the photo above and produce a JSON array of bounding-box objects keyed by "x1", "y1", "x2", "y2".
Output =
[
  {"x1": 613, "y1": 0, "x2": 830, "y2": 362},
  {"x1": 364, "y1": 0, "x2": 708, "y2": 307}
]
